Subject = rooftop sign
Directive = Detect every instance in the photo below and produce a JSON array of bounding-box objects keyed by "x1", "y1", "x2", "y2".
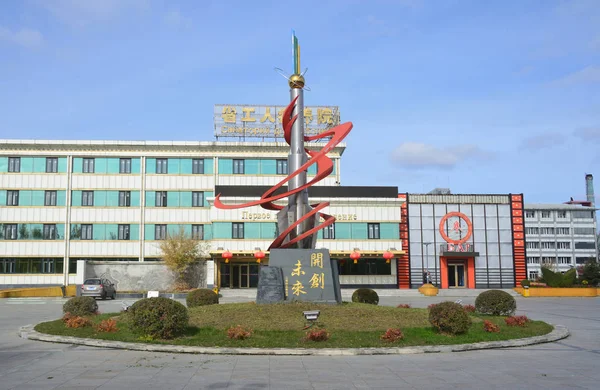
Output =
[{"x1": 214, "y1": 104, "x2": 340, "y2": 139}]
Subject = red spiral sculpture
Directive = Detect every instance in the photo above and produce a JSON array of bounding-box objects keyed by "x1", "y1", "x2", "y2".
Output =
[{"x1": 214, "y1": 96, "x2": 353, "y2": 249}]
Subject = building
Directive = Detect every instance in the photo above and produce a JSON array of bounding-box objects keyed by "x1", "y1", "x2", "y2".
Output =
[
  {"x1": 401, "y1": 193, "x2": 527, "y2": 289},
  {"x1": 0, "y1": 139, "x2": 402, "y2": 288}
]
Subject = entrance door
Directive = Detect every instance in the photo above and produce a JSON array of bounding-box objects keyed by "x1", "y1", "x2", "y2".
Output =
[{"x1": 448, "y1": 263, "x2": 466, "y2": 288}]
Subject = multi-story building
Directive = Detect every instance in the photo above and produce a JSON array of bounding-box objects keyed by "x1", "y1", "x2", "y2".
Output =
[
  {"x1": 0, "y1": 139, "x2": 402, "y2": 289},
  {"x1": 524, "y1": 204, "x2": 598, "y2": 280}
]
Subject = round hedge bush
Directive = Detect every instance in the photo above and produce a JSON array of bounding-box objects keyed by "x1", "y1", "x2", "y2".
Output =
[
  {"x1": 351, "y1": 288, "x2": 379, "y2": 305},
  {"x1": 475, "y1": 290, "x2": 516, "y2": 316},
  {"x1": 128, "y1": 297, "x2": 189, "y2": 339},
  {"x1": 63, "y1": 296, "x2": 98, "y2": 317},
  {"x1": 186, "y1": 288, "x2": 219, "y2": 308},
  {"x1": 428, "y1": 301, "x2": 472, "y2": 335}
]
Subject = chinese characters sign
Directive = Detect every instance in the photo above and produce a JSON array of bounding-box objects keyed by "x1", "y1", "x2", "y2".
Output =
[
  {"x1": 214, "y1": 104, "x2": 340, "y2": 139},
  {"x1": 268, "y1": 248, "x2": 342, "y2": 303},
  {"x1": 438, "y1": 212, "x2": 473, "y2": 245}
]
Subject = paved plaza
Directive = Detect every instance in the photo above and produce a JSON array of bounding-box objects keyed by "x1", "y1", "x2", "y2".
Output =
[{"x1": 0, "y1": 294, "x2": 598, "y2": 389}]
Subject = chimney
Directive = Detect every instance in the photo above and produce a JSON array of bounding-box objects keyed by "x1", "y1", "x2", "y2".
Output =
[{"x1": 585, "y1": 174, "x2": 595, "y2": 206}]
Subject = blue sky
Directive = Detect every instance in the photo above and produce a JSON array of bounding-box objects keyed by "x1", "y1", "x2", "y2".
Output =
[{"x1": 1, "y1": 0, "x2": 599, "y2": 203}]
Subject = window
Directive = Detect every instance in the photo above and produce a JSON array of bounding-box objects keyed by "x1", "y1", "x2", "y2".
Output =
[
  {"x1": 80, "y1": 224, "x2": 92, "y2": 240},
  {"x1": 8, "y1": 157, "x2": 20, "y2": 172},
  {"x1": 576, "y1": 257, "x2": 592, "y2": 264},
  {"x1": 556, "y1": 227, "x2": 570, "y2": 235},
  {"x1": 525, "y1": 227, "x2": 539, "y2": 234},
  {"x1": 339, "y1": 258, "x2": 392, "y2": 276},
  {"x1": 43, "y1": 224, "x2": 57, "y2": 240},
  {"x1": 541, "y1": 256, "x2": 555, "y2": 264},
  {"x1": 233, "y1": 159, "x2": 245, "y2": 174},
  {"x1": 119, "y1": 158, "x2": 131, "y2": 174},
  {"x1": 156, "y1": 158, "x2": 168, "y2": 174},
  {"x1": 1, "y1": 259, "x2": 16, "y2": 274},
  {"x1": 557, "y1": 257, "x2": 571, "y2": 264},
  {"x1": 556, "y1": 242, "x2": 571, "y2": 249},
  {"x1": 541, "y1": 211, "x2": 551, "y2": 218},
  {"x1": 118, "y1": 191, "x2": 131, "y2": 207},
  {"x1": 118, "y1": 224, "x2": 130, "y2": 240},
  {"x1": 6, "y1": 190, "x2": 19, "y2": 206},
  {"x1": 232, "y1": 223, "x2": 244, "y2": 239},
  {"x1": 192, "y1": 159, "x2": 204, "y2": 174},
  {"x1": 528, "y1": 271, "x2": 539, "y2": 280},
  {"x1": 82, "y1": 191, "x2": 94, "y2": 206},
  {"x1": 41, "y1": 258, "x2": 55, "y2": 274},
  {"x1": 155, "y1": 191, "x2": 167, "y2": 207},
  {"x1": 192, "y1": 191, "x2": 204, "y2": 207},
  {"x1": 526, "y1": 257, "x2": 540, "y2": 264},
  {"x1": 574, "y1": 227, "x2": 595, "y2": 235},
  {"x1": 192, "y1": 225, "x2": 203, "y2": 240},
  {"x1": 155, "y1": 225, "x2": 167, "y2": 240},
  {"x1": 44, "y1": 190, "x2": 57, "y2": 206},
  {"x1": 573, "y1": 211, "x2": 594, "y2": 219},
  {"x1": 525, "y1": 210, "x2": 535, "y2": 218},
  {"x1": 3, "y1": 224, "x2": 18, "y2": 240},
  {"x1": 541, "y1": 242, "x2": 555, "y2": 249},
  {"x1": 540, "y1": 227, "x2": 554, "y2": 235},
  {"x1": 323, "y1": 223, "x2": 335, "y2": 239},
  {"x1": 82, "y1": 158, "x2": 95, "y2": 173},
  {"x1": 368, "y1": 223, "x2": 380, "y2": 239},
  {"x1": 276, "y1": 159, "x2": 288, "y2": 175},
  {"x1": 526, "y1": 241, "x2": 540, "y2": 249},
  {"x1": 46, "y1": 157, "x2": 58, "y2": 173},
  {"x1": 575, "y1": 242, "x2": 596, "y2": 249},
  {"x1": 557, "y1": 211, "x2": 567, "y2": 218}
]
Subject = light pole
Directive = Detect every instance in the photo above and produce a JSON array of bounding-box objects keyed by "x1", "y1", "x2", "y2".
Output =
[{"x1": 423, "y1": 242, "x2": 432, "y2": 284}]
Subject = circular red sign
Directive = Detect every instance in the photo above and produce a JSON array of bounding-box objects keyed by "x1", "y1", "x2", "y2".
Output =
[{"x1": 439, "y1": 212, "x2": 473, "y2": 245}]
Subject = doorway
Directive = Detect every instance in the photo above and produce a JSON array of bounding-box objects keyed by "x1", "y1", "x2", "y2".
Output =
[
  {"x1": 447, "y1": 263, "x2": 466, "y2": 288},
  {"x1": 220, "y1": 263, "x2": 259, "y2": 288}
]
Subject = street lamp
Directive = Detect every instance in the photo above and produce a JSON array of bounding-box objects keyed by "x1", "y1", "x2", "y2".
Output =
[{"x1": 423, "y1": 242, "x2": 432, "y2": 284}]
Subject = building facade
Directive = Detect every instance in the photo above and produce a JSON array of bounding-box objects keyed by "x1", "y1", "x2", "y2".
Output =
[
  {"x1": 524, "y1": 204, "x2": 598, "y2": 280},
  {"x1": 0, "y1": 139, "x2": 402, "y2": 288}
]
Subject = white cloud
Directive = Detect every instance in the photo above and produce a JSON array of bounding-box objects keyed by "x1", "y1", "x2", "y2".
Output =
[
  {"x1": 0, "y1": 26, "x2": 43, "y2": 47},
  {"x1": 390, "y1": 142, "x2": 492, "y2": 170},
  {"x1": 38, "y1": 0, "x2": 149, "y2": 27},
  {"x1": 519, "y1": 132, "x2": 566, "y2": 151},
  {"x1": 164, "y1": 9, "x2": 192, "y2": 29},
  {"x1": 554, "y1": 66, "x2": 600, "y2": 85},
  {"x1": 574, "y1": 127, "x2": 600, "y2": 143}
]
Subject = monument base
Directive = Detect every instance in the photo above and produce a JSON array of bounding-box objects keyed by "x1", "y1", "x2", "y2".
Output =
[{"x1": 256, "y1": 248, "x2": 342, "y2": 304}]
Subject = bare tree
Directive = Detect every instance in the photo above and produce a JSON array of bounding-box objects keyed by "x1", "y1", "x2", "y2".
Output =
[{"x1": 158, "y1": 226, "x2": 210, "y2": 290}]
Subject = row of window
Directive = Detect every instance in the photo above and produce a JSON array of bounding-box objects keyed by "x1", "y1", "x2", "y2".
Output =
[
  {"x1": 151, "y1": 191, "x2": 205, "y2": 207},
  {"x1": 1, "y1": 224, "x2": 60, "y2": 240},
  {"x1": 6, "y1": 157, "x2": 60, "y2": 173},
  {"x1": 154, "y1": 224, "x2": 204, "y2": 240},
  {"x1": 0, "y1": 258, "x2": 77, "y2": 274},
  {"x1": 525, "y1": 210, "x2": 595, "y2": 219},
  {"x1": 525, "y1": 227, "x2": 571, "y2": 235},
  {"x1": 527, "y1": 256, "x2": 573, "y2": 264},
  {"x1": 526, "y1": 241, "x2": 596, "y2": 249},
  {"x1": 5, "y1": 190, "x2": 60, "y2": 206},
  {"x1": 71, "y1": 224, "x2": 134, "y2": 240}
]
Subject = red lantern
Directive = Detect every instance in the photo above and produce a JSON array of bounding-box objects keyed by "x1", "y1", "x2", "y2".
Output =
[
  {"x1": 383, "y1": 250, "x2": 394, "y2": 264},
  {"x1": 222, "y1": 250, "x2": 233, "y2": 264},
  {"x1": 350, "y1": 250, "x2": 360, "y2": 264},
  {"x1": 254, "y1": 250, "x2": 265, "y2": 264}
]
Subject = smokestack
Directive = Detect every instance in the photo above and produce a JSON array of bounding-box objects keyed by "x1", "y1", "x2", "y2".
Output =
[{"x1": 585, "y1": 174, "x2": 594, "y2": 206}]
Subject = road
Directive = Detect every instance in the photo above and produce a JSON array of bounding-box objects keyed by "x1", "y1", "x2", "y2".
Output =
[{"x1": 0, "y1": 295, "x2": 598, "y2": 389}]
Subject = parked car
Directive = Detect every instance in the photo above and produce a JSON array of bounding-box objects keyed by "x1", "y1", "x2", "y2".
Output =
[{"x1": 81, "y1": 278, "x2": 116, "y2": 300}]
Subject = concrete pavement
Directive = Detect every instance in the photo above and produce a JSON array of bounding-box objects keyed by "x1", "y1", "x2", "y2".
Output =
[{"x1": 0, "y1": 295, "x2": 598, "y2": 389}]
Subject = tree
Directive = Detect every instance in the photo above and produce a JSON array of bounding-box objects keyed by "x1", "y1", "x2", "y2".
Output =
[
  {"x1": 582, "y1": 259, "x2": 600, "y2": 287},
  {"x1": 158, "y1": 226, "x2": 210, "y2": 290}
]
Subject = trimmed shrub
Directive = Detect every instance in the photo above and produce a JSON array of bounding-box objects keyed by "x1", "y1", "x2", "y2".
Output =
[
  {"x1": 475, "y1": 290, "x2": 516, "y2": 316},
  {"x1": 305, "y1": 328, "x2": 330, "y2": 342},
  {"x1": 128, "y1": 297, "x2": 189, "y2": 339},
  {"x1": 581, "y1": 260, "x2": 600, "y2": 286},
  {"x1": 226, "y1": 325, "x2": 253, "y2": 340},
  {"x1": 65, "y1": 316, "x2": 92, "y2": 329},
  {"x1": 63, "y1": 296, "x2": 98, "y2": 317},
  {"x1": 351, "y1": 288, "x2": 379, "y2": 305},
  {"x1": 381, "y1": 328, "x2": 404, "y2": 343},
  {"x1": 396, "y1": 304, "x2": 411, "y2": 309},
  {"x1": 186, "y1": 288, "x2": 219, "y2": 308},
  {"x1": 541, "y1": 267, "x2": 577, "y2": 287},
  {"x1": 96, "y1": 318, "x2": 118, "y2": 333},
  {"x1": 505, "y1": 315, "x2": 530, "y2": 327},
  {"x1": 428, "y1": 301, "x2": 472, "y2": 335},
  {"x1": 483, "y1": 320, "x2": 500, "y2": 333},
  {"x1": 462, "y1": 304, "x2": 476, "y2": 313},
  {"x1": 520, "y1": 279, "x2": 530, "y2": 288}
]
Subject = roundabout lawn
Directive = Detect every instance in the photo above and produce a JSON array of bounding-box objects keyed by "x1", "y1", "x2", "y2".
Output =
[{"x1": 35, "y1": 302, "x2": 553, "y2": 349}]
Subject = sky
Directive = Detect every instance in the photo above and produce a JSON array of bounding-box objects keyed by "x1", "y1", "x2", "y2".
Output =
[{"x1": 1, "y1": 0, "x2": 599, "y2": 204}]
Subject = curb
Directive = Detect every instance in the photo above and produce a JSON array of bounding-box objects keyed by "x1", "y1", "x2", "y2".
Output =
[{"x1": 19, "y1": 324, "x2": 569, "y2": 356}]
